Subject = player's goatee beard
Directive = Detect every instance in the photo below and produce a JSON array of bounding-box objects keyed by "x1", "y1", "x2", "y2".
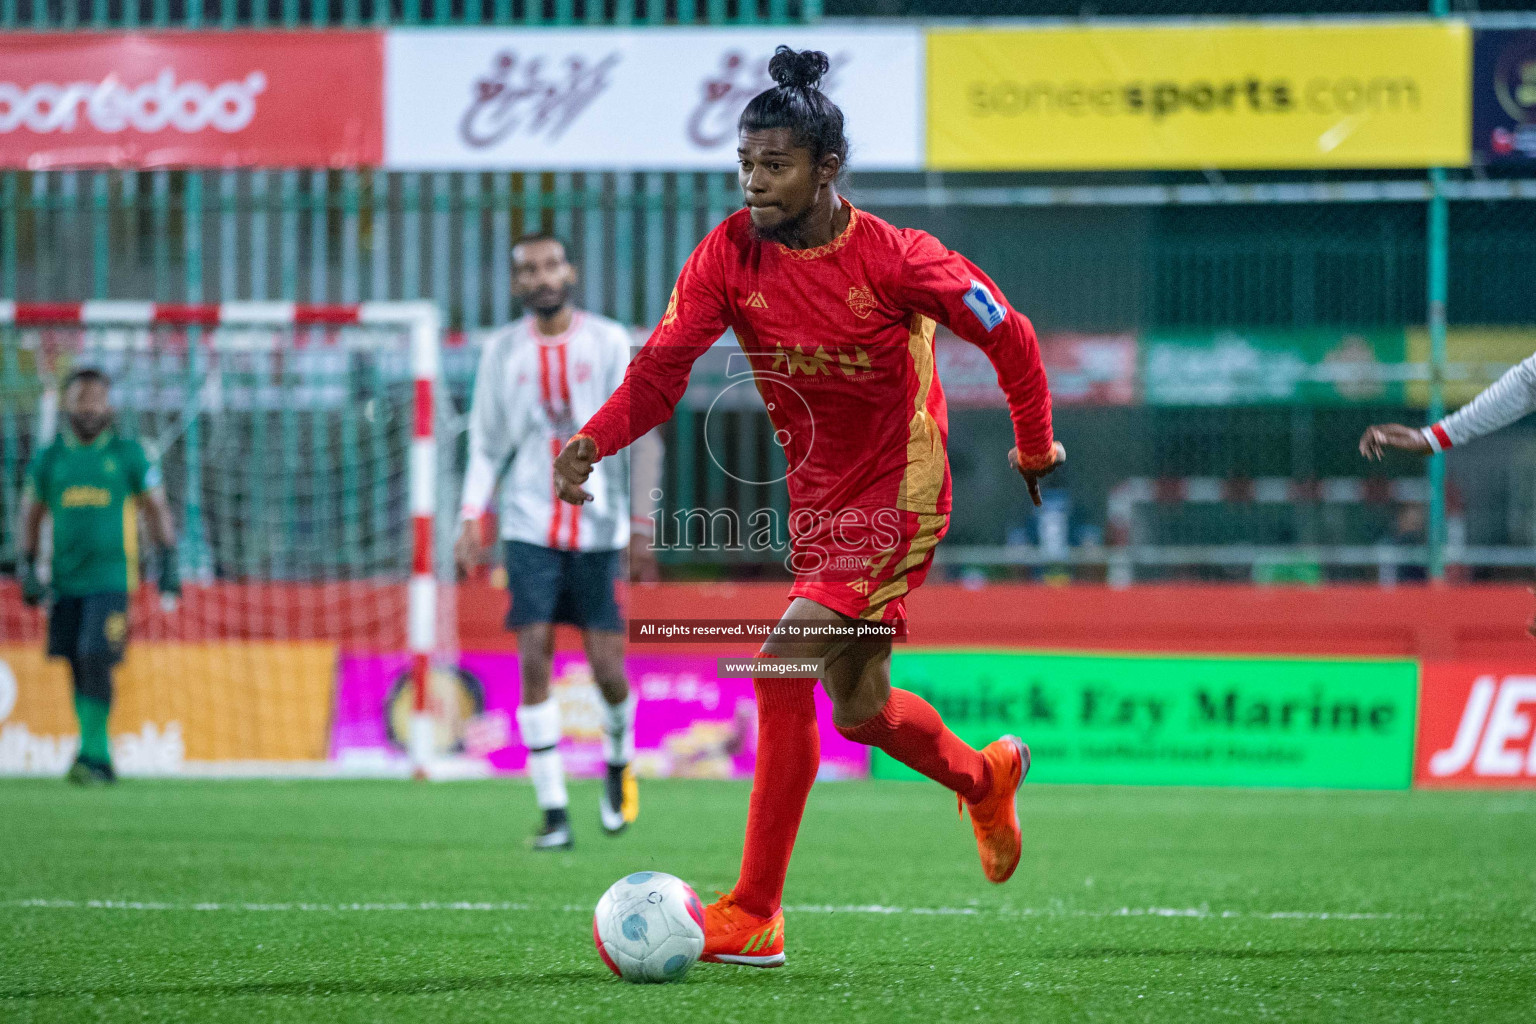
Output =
[
  {"x1": 750, "y1": 206, "x2": 812, "y2": 246},
  {"x1": 68, "y1": 413, "x2": 110, "y2": 442},
  {"x1": 528, "y1": 284, "x2": 573, "y2": 320}
]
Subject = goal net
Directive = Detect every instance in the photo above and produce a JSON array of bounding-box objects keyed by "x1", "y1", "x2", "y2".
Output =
[{"x1": 0, "y1": 302, "x2": 452, "y2": 776}]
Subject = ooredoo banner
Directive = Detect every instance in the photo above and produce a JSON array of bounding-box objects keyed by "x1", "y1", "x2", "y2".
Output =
[
  {"x1": 384, "y1": 27, "x2": 922, "y2": 170},
  {"x1": 872, "y1": 651, "x2": 1418, "y2": 788},
  {"x1": 928, "y1": 23, "x2": 1470, "y2": 170},
  {"x1": 330, "y1": 651, "x2": 869, "y2": 779},
  {"x1": 1416, "y1": 663, "x2": 1536, "y2": 788},
  {"x1": 0, "y1": 31, "x2": 383, "y2": 169}
]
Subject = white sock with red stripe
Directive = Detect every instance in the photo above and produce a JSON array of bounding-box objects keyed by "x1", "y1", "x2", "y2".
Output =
[
  {"x1": 516, "y1": 700, "x2": 568, "y2": 811},
  {"x1": 601, "y1": 692, "x2": 637, "y2": 768}
]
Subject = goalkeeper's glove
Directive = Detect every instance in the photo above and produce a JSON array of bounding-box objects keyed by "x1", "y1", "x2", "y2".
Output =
[
  {"x1": 158, "y1": 550, "x2": 182, "y2": 600},
  {"x1": 19, "y1": 558, "x2": 46, "y2": 608}
]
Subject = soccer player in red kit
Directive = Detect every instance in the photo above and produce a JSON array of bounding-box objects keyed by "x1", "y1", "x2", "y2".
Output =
[{"x1": 555, "y1": 47, "x2": 1065, "y2": 967}]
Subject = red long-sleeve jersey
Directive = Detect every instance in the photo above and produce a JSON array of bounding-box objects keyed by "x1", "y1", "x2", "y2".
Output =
[{"x1": 580, "y1": 204, "x2": 1054, "y2": 518}]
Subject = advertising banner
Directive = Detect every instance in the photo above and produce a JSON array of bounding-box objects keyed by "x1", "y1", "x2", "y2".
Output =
[
  {"x1": 940, "y1": 331, "x2": 1136, "y2": 408},
  {"x1": 1472, "y1": 29, "x2": 1536, "y2": 164},
  {"x1": 0, "y1": 642, "x2": 337, "y2": 773},
  {"x1": 1141, "y1": 329, "x2": 1406, "y2": 406},
  {"x1": 928, "y1": 23, "x2": 1470, "y2": 171},
  {"x1": 1416, "y1": 663, "x2": 1536, "y2": 788},
  {"x1": 330, "y1": 651, "x2": 869, "y2": 778},
  {"x1": 384, "y1": 27, "x2": 922, "y2": 170},
  {"x1": 1405, "y1": 327, "x2": 1536, "y2": 407},
  {"x1": 871, "y1": 651, "x2": 1418, "y2": 788},
  {"x1": 0, "y1": 32, "x2": 383, "y2": 169}
]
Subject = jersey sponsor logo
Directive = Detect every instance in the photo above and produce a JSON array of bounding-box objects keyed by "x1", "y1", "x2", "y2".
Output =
[
  {"x1": 60, "y1": 485, "x2": 111, "y2": 508},
  {"x1": 1417, "y1": 666, "x2": 1536, "y2": 787},
  {"x1": 769, "y1": 344, "x2": 873, "y2": 377},
  {"x1": 743, "y1": 290, "x2": 768, "y2": 309},
  {"x1": 661, "y1": 287, "x2": 680, "y2": 327},
  {"x1": 846, "y1": 285, "x2": 877, "y2": 319},
  {"x1": 962, "y1": 278, "x2": 1006, "y2": 332}
]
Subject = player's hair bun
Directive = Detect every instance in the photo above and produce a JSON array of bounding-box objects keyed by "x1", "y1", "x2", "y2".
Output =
[{"x1": 768, "y1": 46, "x2": 829, "y2": 91}]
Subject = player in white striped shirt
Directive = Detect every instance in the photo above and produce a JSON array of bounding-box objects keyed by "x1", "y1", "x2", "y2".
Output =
[
  {"x1": 1361, "y1": 350, "x2": 1536, "y2": 632},
  {"x1": 455, "y1": 233, "x2": 658, "y2": 849}
]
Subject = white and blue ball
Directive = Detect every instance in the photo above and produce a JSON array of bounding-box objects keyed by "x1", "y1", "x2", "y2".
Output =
[{"x1": 593, "y1": 871, "x2": 706, "y2": 983}]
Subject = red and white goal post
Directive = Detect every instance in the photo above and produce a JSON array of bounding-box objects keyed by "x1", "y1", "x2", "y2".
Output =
[{"x1": 0, "y1": 301, "x2": 448, "y2": 777}]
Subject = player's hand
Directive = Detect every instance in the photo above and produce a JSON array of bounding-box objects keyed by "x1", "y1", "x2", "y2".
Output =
[
  {"x1": 629, "y1": 533, "x2": 659, "y2": 584},
  {"x1": 454, "y1": 520, "x2": 485, "y2": 579},
  {"x1": 157, "y1": 552, "x2": 181, "y2": 599},
  {"x1": 1010, "y1": 442, "x2": 1067, "y2": 507},
  {"x1": 553, "y1": 435, "x2": 598, "y2": 506},
  {"x1": 19, "y1": 560, "x2": 46, "y2": 608},
  {"x1": 1359, "y1": 424, "x2": 1432, "y2": 460}
]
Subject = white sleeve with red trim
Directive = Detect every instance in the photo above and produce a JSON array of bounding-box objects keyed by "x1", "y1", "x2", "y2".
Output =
[
  {"x1": 1423, "y1": 351, "x2": 1536, "y2": 452},
  {"x1": 460, "y1": 326, "x2": 518, "y2": 521}
]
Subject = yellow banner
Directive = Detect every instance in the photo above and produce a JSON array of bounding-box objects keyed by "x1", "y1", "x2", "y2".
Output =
[
  {"x1": 928, "y1": 23, "x2": 1470, "y2": 170},
  {"x1": 0, "y1": 642, "x2": 336, "y2": 772},
  {"x1": 1406, "y1": 327, "x2": 1536, "y2": 407}
]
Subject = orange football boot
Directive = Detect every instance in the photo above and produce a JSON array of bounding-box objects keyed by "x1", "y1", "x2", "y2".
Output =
[
  {"x1": 959, "y1": 735, "x2": 1030, "y2": 884},
  {"x1": 699, "y1": 892, "x2": 785, "y2": 968}
]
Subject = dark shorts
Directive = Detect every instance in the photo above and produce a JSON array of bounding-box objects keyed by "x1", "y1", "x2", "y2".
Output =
[
  {"x1": 48, "y1": 592, "x2": 130, "y2": 665},
  {"x1": 504, "y1": 540, "x2": 623, "y2": 633}
]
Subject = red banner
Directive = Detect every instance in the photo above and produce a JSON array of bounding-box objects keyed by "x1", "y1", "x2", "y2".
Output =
[
  {"x1": 0, "y1": 31, "x2": 382, "y2": 169},
  {"x1": 1416, "y1": 662, "x2": 1536, "y2": 788},
  {"x1": 937, "y1": 330, "x2": 1136, "y2": 408}
]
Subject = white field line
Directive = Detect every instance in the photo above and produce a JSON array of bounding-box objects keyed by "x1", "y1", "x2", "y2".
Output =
[{"x1": 2, "y1": 899, "x2": 1408, "y2": 921}]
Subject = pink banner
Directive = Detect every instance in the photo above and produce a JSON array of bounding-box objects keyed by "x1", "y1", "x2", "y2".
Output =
[
  {"x1": 330, "y1": 651, "x2": 868, "y2": 779},
  {"x1": 0, "y1": 32, "x2": 383, "y2": 169}
]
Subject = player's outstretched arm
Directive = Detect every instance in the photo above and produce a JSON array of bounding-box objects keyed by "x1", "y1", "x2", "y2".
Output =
[
  {"x1": 554, "y1": 434, "x2": 599, "y2": 505},
  {"x1": 568, "y1": 234, "x2": 730, "y2": 480},
  {"x1": 1364, "y1": 351, "x2": 1536, "y2": 460},
  {"x1": 894, "y1": 232, "x2": 1061, "y2": 503},
  {"x1": 1359, "y1": 423, "x2": 1433, "y2": 460},
  {"x1": 1010, "y1": 442, "x2": 1068, "y2": 507}
]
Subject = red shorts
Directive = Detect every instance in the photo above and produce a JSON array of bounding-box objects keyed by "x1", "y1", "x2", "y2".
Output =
[{"x1": 787, "y1": 508, "x2": 949, "y2": 623}]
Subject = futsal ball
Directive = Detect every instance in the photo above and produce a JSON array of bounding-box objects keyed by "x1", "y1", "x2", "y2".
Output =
[{"x1": 593, "y1": 871, "x2": 706, "y2": 983}]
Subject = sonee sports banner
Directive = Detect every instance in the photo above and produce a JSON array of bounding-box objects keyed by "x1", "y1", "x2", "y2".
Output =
[{"x1": 927, "y1": 22, "x2": 1470, "y2": 171}]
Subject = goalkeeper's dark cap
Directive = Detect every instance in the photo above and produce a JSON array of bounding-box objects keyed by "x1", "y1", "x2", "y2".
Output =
[
  {"x1": 63, "y1": 366, "x2": 111, "y2": 391},
  {"x1": 739, "y1": 46, "x2": 848, "y2": 168}
]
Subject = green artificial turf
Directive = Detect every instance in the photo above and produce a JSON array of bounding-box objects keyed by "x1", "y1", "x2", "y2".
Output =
[{"x1": 2, "y1": 778, "x2": 1533, "y2": 1022}]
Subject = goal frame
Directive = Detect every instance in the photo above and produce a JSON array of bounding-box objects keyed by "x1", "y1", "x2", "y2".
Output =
[{"x1": 1, "y1": 299, "x2": 443, "y2": 774}]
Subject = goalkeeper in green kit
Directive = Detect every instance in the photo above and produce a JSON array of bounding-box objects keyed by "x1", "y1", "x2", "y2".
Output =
[{"x1": 17, "y1": 369, "x2": 180, "y2": 784}]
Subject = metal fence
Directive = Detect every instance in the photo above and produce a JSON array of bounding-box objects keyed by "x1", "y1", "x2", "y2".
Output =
[{"x1": 4, "y1": 3, "x2": 1536, "y2": 586}]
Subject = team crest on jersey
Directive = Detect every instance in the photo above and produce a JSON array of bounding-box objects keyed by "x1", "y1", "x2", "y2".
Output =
[
  {"x1": 661, "y1": 287, "x2": 680, "y2": 327},
  {"x1": 574, "y1": 362, "x2": 592, "y2": 384},
  {"x1": 744, "y1": 291, "x2": 768, "y2": 309},
  {"x1": 962, "y1": 279, "x2": 1006, "y2": 332},
  {"x1": 846, "y1": 285, "x2": 877, "y2": 319}
]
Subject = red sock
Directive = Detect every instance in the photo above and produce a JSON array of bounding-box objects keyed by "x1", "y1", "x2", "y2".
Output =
[
  {"x1": 837, "y1": 689, "x2": 991, "y2": 804},
  {"x1": 731, "y1": 676, "x2": 819, "y2": 920}
]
